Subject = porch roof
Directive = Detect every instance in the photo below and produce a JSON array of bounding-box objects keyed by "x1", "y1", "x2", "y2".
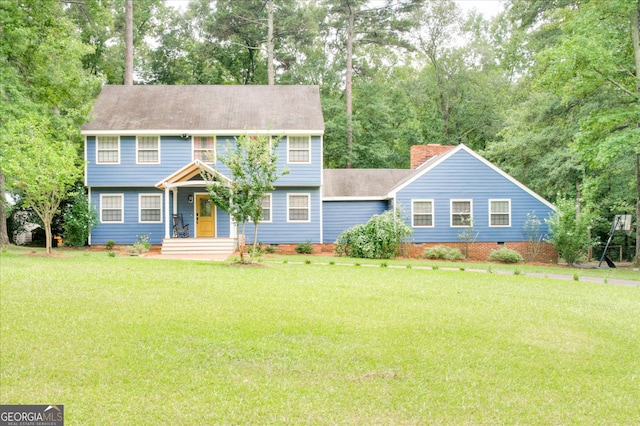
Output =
[{"x1": 155, "y1": 160, "x2": 230, "y2": 190}]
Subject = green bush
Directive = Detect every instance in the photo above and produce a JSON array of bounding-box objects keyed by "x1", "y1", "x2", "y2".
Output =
[
  {"x1": 105, "y1": 240, "x2": 116, "y2": 251},
  {"x1": 295, "y1": 240, "x2": 314, "y2": 254},
  {"x1": 62, "y1": 187, "x2": 98, "y2": 247},
  {"x1": 423, "y1": 246, "x2": 465, "y2": 261},
  {"x1": 335, "y1": 209, "x2": 412, "y2": 259},
  {"x1": 488, "y1": 247, "x2": 524, "y2": 263},
  {"x1": 546, "y1": 199, "x2": 595, "y2": 266}
]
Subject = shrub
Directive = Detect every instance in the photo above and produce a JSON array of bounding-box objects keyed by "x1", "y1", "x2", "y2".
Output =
[
  {"x1": 546, "y1": 199, "x2": 595, "y2": 266},
  {"x1": 126, "y1": 234, "x2": 151, "y2": 255},
  {"x1": 335, "y1": 208, "x2": 412, "y2": 259},
  {"x1": 295, "y1": 240, "x2": 314, "y2": 254},
  {"x1": 423, "y1": 246, "x2": 465, "y2": 261},
  {"x1": 105, "y1": 240, "x2": 115, "y2": 251},
  {"x1": 62, "y1": 187, "x2": 98, "y2": 247},
  {"x1": 488, "y1": 247, "x2": 524, "y2": 263}
]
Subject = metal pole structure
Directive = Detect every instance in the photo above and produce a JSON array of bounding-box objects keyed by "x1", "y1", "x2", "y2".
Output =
[{"x1": 598, "y1": 216, "x2": 621, "y2": 267}]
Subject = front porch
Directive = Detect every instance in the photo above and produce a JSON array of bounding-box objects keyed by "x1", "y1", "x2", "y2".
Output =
[{"x1": 156, "y1": 160, "x2": 237, "y2": 255}]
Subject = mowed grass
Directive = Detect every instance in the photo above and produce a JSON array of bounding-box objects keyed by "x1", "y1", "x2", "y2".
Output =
[{"x1": 1, "y1": 249, "x2": 639, "y2": 424}]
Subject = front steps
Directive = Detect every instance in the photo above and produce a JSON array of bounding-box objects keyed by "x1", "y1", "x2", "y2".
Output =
[{"x1": 161, "y1": 237, "x2": 237, "y2": 255}]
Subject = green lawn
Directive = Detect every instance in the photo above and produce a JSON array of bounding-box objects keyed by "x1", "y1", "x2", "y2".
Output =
[{"x1": 1, "y1": 247, "x2": 639, "y2": 424}]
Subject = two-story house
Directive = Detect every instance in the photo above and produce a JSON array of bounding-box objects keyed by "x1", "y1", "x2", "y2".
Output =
[
  {"x1": 82, "y1": 85, "x2": 556, "y2": 260},
  {"x1": 82, "y1": 85, "x2": 324, "y2": 254}
]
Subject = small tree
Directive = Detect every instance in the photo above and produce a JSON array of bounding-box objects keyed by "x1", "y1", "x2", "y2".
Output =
[
  {"x1": 523, "y1": 211, "x2": 544, "y2": 262},
  {"x1": 546, "y1": 199, "x2": 595, "y2": 266},
  {"x1": 1, "y1": 116, "x2": 81, "y2": 254},
  {"x1": 206, "y1": 134, "x2": 288, "y2": 263}
]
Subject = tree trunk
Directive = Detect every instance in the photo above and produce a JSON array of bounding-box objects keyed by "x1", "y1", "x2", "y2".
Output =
[
  {"x1": 251, "y1": 222, "x2": 259, "y2": 262},
  {"x1": 0, "y1": 172, "x2": 9, "y2": 247},
  {"x1": 345, "y1": 2, "x2": 355, "y2": 168},
  {"x1": 124, "y1": 0, "x2": 134, "y2": 85},
  {"x1": 44, "y1": 217, "x2": 52, "y2": 254},
  {"x1": 267, "y1": 0, "x2": 274, "y2": 85},
  {"x1": 631, "y1": 5, "x2": 640, "y2": 265}
]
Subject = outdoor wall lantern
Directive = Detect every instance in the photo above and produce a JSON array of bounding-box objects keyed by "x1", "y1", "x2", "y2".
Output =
[{"x1": 188, "y1": 195, "x2": 193, "y2": 203}]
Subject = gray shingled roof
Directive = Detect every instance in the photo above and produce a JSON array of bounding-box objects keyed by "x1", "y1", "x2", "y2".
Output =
[
  {"x1": 323, "y1": 169, "x2": 415, "y2": 198},
  {"x1": 82, "y1": 85, "x2": 324, "y2": 133}
]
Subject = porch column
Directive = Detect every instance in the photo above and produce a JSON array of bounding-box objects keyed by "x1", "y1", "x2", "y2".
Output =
[
  {"x1": 164, "y1": 185, "x2": 171, "y2": 238},
  {"x1": 173, "y1": 187, "x2": 178, "y2": 216}
]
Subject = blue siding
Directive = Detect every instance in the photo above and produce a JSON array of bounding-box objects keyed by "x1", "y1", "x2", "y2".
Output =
[
  {"x1": 395, "y1": 149, "x2": 555, "y2": 242},
  {"x1": 87, "y1": 136, "x2": 192, "y2": 187},
  {"x1": 323, "y1": 200, "x2": 389, "y2": 243},
  {"x1": 245, "y1": 188, "x2": 322, "y2": 244},
  {"x1": 89, "y1": 187, "x2": 166, "y2": 245},
  {"x1": 215, "y1": 135, "x2": 322, "y2": 186}
]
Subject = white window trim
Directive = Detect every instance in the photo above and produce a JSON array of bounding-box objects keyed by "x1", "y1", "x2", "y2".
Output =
[
  {"x1": 489, "y1": 199, "x2": 511, "y2": 227},
  {"x1": 287, "y1": 193, "x2": 311, "y2": 223},
  {"x1": 136, "y1": 135, "x2": 160, "y2": 164},
  {"x1": 192, "y1": 136, "x2": 216, "y2": 163},
  {"x1": 100, "y1": 194, "x2": 124, "y2": 224},
  {"x1": 287, "y1": 135, "x2": 311, "y2": 164},
  {"x1": 412, "y1": 199, "x2": 434, "y2": 228},
  {"x1": 450, "y1": 199, "x2": 473, "y2": 227},
  {"x1": 260, "y1": 193, "x2": 273, "y2": 223},
  {"x1": 96, "y1": 136, "x2": 120, "y2": 165},
  {"x1": 138, "y1": 193, "x2": 163, "y2": 223}
]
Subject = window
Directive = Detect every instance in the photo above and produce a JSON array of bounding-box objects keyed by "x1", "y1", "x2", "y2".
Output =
[
  {"x1": 193, "y1": 136, "x2": 215, "y2": 162},
  {"x1": 260, "y1": 194, "x2": 272, "y2": 222},
  {"x1": 288, "y1": 136, "x2": 310, "y2": 163},
  {"x1": 451, "y1": 200, "x2": 472, "y2": 227},
  {"x1": 100, "y1": 194, "x2": 123, "y2": 223},
  {"x1": 490, "y1": 199, "x2": 511, "y2": 227},
  {"x1": 412, "y1": 200, "x2": 434, "y2": 227},
  {"x1": 288, "y1": 193, "x2": 310, "y2": 222},
  {"x1": 96, "y1": 136, "x2": 119, "y2": 164},
  {"x1": 137, "y1": 136, "x2": 160, "y2": 164},
  {"x1": 139, "y1": 194, "x2": 162, "y2": 223}
]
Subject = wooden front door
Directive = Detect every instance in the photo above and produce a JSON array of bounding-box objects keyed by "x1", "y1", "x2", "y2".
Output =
[{"x1": 196, "y1": 194, "x2": 215, "y2": 237}]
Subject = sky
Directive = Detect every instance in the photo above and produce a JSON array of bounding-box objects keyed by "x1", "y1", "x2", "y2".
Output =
[
  {"x1": 165, "y1": 1, "x2": 505, "y2": 18},
  {"x1": 455, "y1": 0, "x2": 504, "y2": 18}
]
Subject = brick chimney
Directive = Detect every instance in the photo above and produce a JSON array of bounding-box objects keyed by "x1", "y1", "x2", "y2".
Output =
[{"x1": 410, "y1": 144, "x2": 455, "y2": 169}]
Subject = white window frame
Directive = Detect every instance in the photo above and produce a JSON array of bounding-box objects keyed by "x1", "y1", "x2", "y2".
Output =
[
  {"x1": 450, "y1": 199, "x2": 473, "y2": 227},
  {"x1": 138, "y1": 193, "x2": 163, "y2": 223},
  {"x1": 136, "y1": 136, "x2": 160, "y2": 164},
  {"x1": 489, "y1": 199, "x2": 511, "y2": 227},
  {"x1": 100, "y1": 194, "x2": 124, "y2": 223},
  {"x1": 96, "y1": 136, "x2": 120, "y2": 164},
  {"x1": 412, "y1": 199, "x2": 434, "y2": 228},
  {"x1": 287, "y1": 193, "x2": 311, "y2": 222},
  {"x1": 287, "y1": 136, "x2": 311, "y2": 164},
  {"x1": 192, "y1": 136, "x2": 216, "y2": 163},
  {"x1": 260, "y1": 193, "x2": 272, "y2": 223}
]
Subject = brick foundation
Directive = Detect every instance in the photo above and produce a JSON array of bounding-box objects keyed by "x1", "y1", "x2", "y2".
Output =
[{"x1": 272, "y1": 241, "x2": 558, "y2": 263}]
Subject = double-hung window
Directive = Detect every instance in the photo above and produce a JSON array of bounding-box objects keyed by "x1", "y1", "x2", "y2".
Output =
[
  {"x1": 412, "y1": 200, "x2": 434, "y2": 227},
  {"x1": 489, "y1": 199, "x2": 511, "y2": 227},
  {"x1": 137, "y1": 136, "x2": 160, "y2": 164},
  {"x1": 139, "y1": 194, "x2": 162, "y2": 223},
  {"x1": 260, "y1": 194, "x2": 272, "y2": 222},
  {"x1": 451, "y1": 200, "x2": 472, "y2": 227},
  {"x1": 100, "y1": 194, "x2": 124, "y2": 223},
  {"x1": 193, "y1": 136, "x2": 215, "y2": 163},
  {"x1": 288, "y1": 193, "x2": 310, "y2": 222},
  {"x1": 96, "y1": 136, "x2": 120, "y2": 164},
  {"x1": 288, "y1": 136, "x2": 310, "y2": 163}
]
